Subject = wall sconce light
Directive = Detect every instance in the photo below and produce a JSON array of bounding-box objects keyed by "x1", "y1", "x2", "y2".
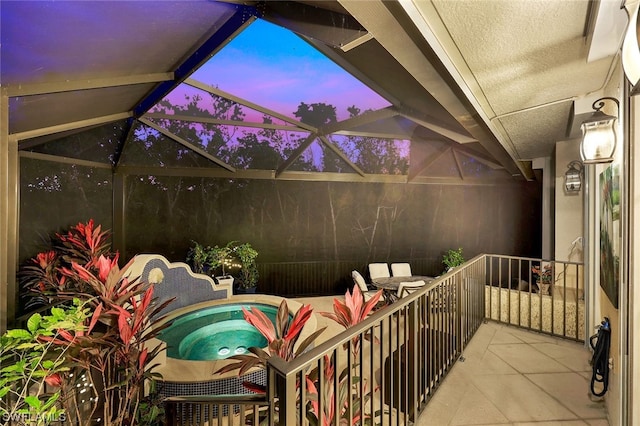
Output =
[
  {"x1": 564, "y1": 160, "x2": 583, "y2": 193},
  {"x1": 580, "y1": 97, "x2": 619, "y2": 164}
]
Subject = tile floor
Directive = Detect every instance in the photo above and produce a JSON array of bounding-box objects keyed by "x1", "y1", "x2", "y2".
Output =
[
  {"x1": 294, "y1": 295, "x2": 608, "y2": 426},
  {"x1": 416, "y1": 321, "x2": 609, "y2": 426}
]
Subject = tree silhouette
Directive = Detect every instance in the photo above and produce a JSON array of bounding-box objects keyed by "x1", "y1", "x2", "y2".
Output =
[{"x1": 294, "y1": 102, "x2": 337, "y2": 127}]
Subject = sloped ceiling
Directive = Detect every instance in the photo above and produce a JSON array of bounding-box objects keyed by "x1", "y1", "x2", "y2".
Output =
[
  {"x1": 425, "y1": 0, "x2": 618, "y2": 157},
  {"x1": 1, "y1": 0, "x2": 629, "y2": 181}
]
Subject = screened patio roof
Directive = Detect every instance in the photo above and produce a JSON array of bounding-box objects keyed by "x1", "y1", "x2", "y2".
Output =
[{"x1": 1, "y1": 0, "x2": 626, "y2": 182}]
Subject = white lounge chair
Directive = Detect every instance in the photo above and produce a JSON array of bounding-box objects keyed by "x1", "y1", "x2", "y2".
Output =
[
  {"x1": 352, "y1": 270, "x2": 378, "y2": 302},
  {"x1": 391, "y1": 262, "x2": 412, "y2": 277},
  {"x1": 397, "y1": 280, "x2": 426, "y2": 298},
  {"x1": 368, "y1": 263, "x2": 390, "y2": 280}
]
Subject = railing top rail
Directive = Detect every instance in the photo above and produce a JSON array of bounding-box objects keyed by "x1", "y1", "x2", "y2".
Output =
[
  {"x1": 164, "y1": 394, "x2": 268, "y2": 404},
  {"x1": 267, "y1": 255, "x2": 486, "y2": 376},
  {"x1": 485, "y1": 254, "x2": 583, "y2": 266}
]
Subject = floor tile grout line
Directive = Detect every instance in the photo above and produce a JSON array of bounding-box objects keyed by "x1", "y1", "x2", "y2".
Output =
[
  {"x1": 458, "y1": 338, "x2": 524, "y2": 424},
  {"x1": 519, "y1": 370, "x2": 588, "y2": 421},
  {"x1": 415, "y1": 322, "x2": 608, "y2": 425},
  {"x1": 516, "y1": 340, "x2": 607, "y2": 422},
  {"x1": 485, "y1": 333, "x2": 586, "y2": 423}
]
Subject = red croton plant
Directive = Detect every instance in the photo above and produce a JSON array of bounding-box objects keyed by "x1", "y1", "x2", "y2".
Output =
[
  {"x1": 309, "y1": 285, "x2": 383, "y2": 425},
  {"x1": 216, "y1": 300, "x2": 327, "y2": 393},
  {"x1": 217, "y1": 284, "x2": 383, "y2": 425},
  {"x1": 21, "y1": 219, "x2": 113, "y2": 306},
  {"x1": 17, "y1": 219, "x2": 172, "y2": 426}
]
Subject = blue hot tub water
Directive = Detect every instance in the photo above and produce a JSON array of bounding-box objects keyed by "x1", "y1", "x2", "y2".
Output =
[{"x1": 159, "y1": 303, "x2": 282, "y2": 361}]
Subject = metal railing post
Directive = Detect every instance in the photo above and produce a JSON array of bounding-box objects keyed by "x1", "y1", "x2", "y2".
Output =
[
  {"x1": 457, "y1": 271, "x2": 463, "y2": 355},
  {"x1": 483, "y1": 254, "x2": 584, "y2": 342},
  {"x1": 267, "y1": 364, "x2": 277, "y2": 425}
]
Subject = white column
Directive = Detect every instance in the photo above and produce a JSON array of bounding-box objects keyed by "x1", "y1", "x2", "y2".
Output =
[{"x1": 532, "y1": 156, "x2": 553, "y2": 260}]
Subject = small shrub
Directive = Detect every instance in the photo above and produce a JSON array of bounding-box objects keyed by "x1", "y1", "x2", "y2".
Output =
[{"x1": 443, "y1": 247, "x2": 465, "y2": 271}]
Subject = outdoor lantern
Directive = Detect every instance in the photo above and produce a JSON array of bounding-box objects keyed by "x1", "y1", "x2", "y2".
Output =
[
  {"x1": 580, "y1": 97, "x2": 619, "y2": 164},
  {"x1": 564, "y1": 160, "x2": 583, "y2": 193}
]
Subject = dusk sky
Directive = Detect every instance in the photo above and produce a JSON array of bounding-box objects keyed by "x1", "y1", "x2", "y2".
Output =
[
  {"x1": 188, "y1": 19, "x2": 391, "y2": 122},
  {"x1": 154, "y1": 18, "x2": 404, "y2": 169}
]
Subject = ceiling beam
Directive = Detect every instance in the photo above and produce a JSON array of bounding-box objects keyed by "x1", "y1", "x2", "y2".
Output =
[
  {"x1": 115, "y1": 164, "x2": 511, "y2": 186},
  {"x1": 317, "y1": 135, "x2": 366, "y2": 176},
  {"x1": 332, "y1": 130, "x2": 410, "y2": 139},
  {"x1": 147, "y1": 109, "x2": 407, "y2": 139},
  {"x1": 318, "y1": 107, "x2": 398, "y2": 134},
  {"x1": 185, "y1": 78, "x2": 317, "y2": 132},
  {"x1": 138, "y1": 117, "x2": 235, "y2": 172},
  {"x1": 275, "y1": 134, "x2": 317, "y2": 177},
  {"x1": 6, "y1": 73, "x2": 173, "y2": 97},
  {"x1": 14, "y1": 112, "x2": 132, "y2": 142},
  {"x1": 19, "y1": 151, "x2": 113, "y2": 169},
  {"x1": 144, "y1": 113, "x2": 308, "y2": 132},
  {"x1": 302, "y1": 35, "x2": 403, "y2": 107},
  {"x1": 263, "y1": 1, "x2": 367, "y2": 50},
  {"x1": 451, "y1": 144, "x2": 503, "y2": 170},
  {"x1": 338, "y1": 0, "x2": 531, "y2": 179},
  {"x1": 395, "y1": 107, "x2": 476, "y2": 144},
  {"x1": 133, "y1": 5, "x2": 258, "y2": 117},
  {"x1": 340, "y1": 33, "x2": 374, "y2": 52},
  {"x1": 18, "y1": 124, "x2": 107, "y2": 150}
]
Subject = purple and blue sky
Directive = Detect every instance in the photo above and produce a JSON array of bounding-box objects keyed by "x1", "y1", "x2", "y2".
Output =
[{"x1": 187, "y1": 19, "x2": 391, "y2": 122}]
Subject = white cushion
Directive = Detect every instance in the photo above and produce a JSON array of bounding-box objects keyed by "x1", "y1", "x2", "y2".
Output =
[
  {"x1": 352, "y1": 270, "x2": 369, "y2": 293},
  {"x1": 397, "y1": 280, "x2": 425, "y2": 298},
  {"x1": 368, "y1": 263, "x2": 390, "y2": 280},
  {"x1": 391, "y1": 263, "x2": 412, "y2": 277}
]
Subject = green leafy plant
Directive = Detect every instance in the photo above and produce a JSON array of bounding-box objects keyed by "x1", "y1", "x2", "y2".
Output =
[
  {"x1": 532, "y1": 264, "x2": 553, "y2": 284},
  {"x1": 186, "y1": 241, "x2": 235, "y2": 277},
  {"x1": 134, "y1": 380, "x2": 165, "y2": 426},
  {"x1": 0, "y1": 299, "x2": 93, "y2": 425},
  {"x1": 207, "y1": 243, "x2": 237, "y2": 277},
  {"x1": 233, "y1": 242, "x2": 259, "y2": 289},
  {"x1": 185, "y1": 240, "x2": 210, "y2": 275},
  {"x1": 16, "y1": 220, "x2": 173, "y2": 426},
  {"x1": 187, "y1": 240, "x2": 259, "y2": 289},
  {"x1": 443, "y1": 247, "x2": 465, "y2": 272}
]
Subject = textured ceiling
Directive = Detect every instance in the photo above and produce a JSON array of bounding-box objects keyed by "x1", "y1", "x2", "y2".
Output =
[{"x1": 407, "y1": 0, "x2": 625, "y2": 162}]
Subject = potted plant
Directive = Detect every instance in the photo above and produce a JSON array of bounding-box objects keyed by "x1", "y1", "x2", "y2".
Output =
[
  {"x1": 187, "y1": 241, "x2": 259, "y2": 291},
  {"x1": 233, "y1": 242, "x2": 259, "y2": 294},
  {"x1": 187, "y1": 241, "x2": 235, "y2": 284},
  {"x1": 186, "y1": 240, "x2": 210, "y2": 275},
  {"x1": 532, "y1": 263, "x2": 553, "y2": 295},
  {"x1": 443, "y1": 247, "x2": 465, "y2": 273},
  {"x1": 207, "y1": 242, "x2": 237, "y2": 287}
]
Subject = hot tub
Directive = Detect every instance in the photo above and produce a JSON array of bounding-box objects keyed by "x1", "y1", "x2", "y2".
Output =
[
  {"x1": 149, "y1": 295, "x2": 318, "y2": 396},
  {"x1": 159, "y1": 302, "x2": 282, "y2": 361}
]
